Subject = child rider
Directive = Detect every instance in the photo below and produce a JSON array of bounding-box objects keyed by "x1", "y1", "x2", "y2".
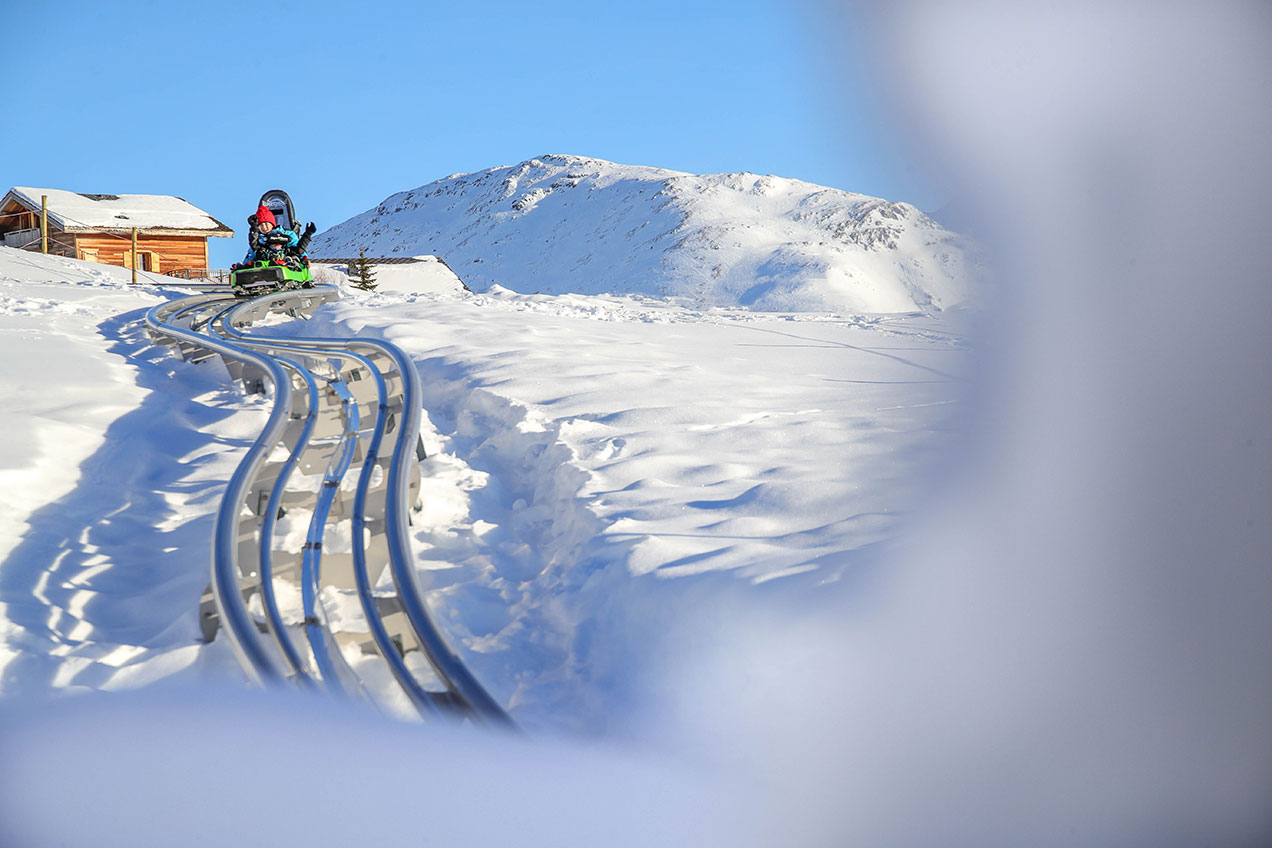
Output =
[{"x1": 231, "y1": 203, "x2": 317, "y2": 271}]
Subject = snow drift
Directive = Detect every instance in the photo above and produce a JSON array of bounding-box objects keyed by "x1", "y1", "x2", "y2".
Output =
[{"x1": 310, "y1": 155, "x2": 977, "y2": 313}]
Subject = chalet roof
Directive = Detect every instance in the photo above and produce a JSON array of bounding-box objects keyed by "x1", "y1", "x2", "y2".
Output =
[
  {"x1": 311, "y1": 256, "x2": 437, "y2": 265},
  {"x1": 3, "y1": 187, "x2": 234, "y2": 237}
]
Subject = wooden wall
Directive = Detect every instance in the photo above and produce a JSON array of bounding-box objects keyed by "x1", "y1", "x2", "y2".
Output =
[
  {"x1": 73, "y1": 233, "x2": 211, "y2": 274},
  {"x1": 0, "y1": 199, "x2": 38, "y2": 235}
]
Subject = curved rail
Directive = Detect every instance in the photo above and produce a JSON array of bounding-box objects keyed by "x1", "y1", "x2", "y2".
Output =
[
  {"x1": 145, "y1": 286, "x2": 513, "y2": 727},
  {"x1": 215, "y1": 304, "x2": 512, "y2": 720}
]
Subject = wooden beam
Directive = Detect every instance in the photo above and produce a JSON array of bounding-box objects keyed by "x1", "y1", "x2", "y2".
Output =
[{"x1": 59, "y1": 226, "x2": 235, "y2": 238}]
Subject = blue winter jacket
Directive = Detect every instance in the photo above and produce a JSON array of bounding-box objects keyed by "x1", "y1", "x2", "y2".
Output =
[{"x1": 242, "y1": 226, "x2": 300, "y2": 263}]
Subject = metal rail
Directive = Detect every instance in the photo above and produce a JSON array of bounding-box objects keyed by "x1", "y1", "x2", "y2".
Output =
[{"x1": 145, "y1": 286, "x2": 513, "y2": 727}]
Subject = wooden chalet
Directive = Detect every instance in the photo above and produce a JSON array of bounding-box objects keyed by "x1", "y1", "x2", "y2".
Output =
[{"x1": 0, "y1": 186, "x2": 234, "y2": 276}]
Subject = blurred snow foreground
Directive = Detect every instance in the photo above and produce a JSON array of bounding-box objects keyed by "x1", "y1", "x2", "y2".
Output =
[
  {"x1": 729, "y1": 2, "x2": 1272, "y2": 845},
  {"x1": 3, "y1": 3, "x2": 1271, "y2": 846}
]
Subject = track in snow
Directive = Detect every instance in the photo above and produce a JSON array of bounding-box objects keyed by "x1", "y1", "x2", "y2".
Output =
[{"x1": 146, "y1": 284, "x2": 512, "y2": 727}]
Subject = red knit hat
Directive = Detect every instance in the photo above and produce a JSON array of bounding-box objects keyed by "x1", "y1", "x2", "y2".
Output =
[{"x1": 256, "y1": 204, "x2": 276, "y2": 226}]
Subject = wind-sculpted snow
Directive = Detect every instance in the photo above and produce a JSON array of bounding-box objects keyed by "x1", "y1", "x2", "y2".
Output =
[
  {"x1": 0, "y1": 250, "x2": 257, "y2": 692},
  {"x1": 0, "y1": 247, "x2": 969, "y2": 731},
  {"x1": 287, "y1": 288, "x2": 969, "y2": 728},
  {"x1": 311, "y1": 155, "x2": 978, "y2": 313}
]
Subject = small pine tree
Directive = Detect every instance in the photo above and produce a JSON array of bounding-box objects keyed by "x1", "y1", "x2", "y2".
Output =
[{"x1": 349, "y1": 248, "x2": 378, "y2": 291}]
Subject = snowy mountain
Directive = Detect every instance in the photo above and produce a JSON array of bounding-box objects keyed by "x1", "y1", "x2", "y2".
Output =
[{"x1": 311, "y1": 155, "x2": 977, "y2": 313}]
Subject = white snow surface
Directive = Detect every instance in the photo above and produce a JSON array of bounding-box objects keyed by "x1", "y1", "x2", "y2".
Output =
[
  {"x1": 7, "y1": 186, "x2": 231, "y2": 233},
  {"x1": 313, "y1": 254, "x2": 470, "y2": 295},
  {"x1": 281, "y1": 287, "x2": 967, "y2": 723},
  {"x1": 0, "y1": 249, "x2": 264, "y2": 691},
  {"x1": 0, "y1": 243, "x2": 970, "y2": 844},
  {"x1": 310, "y1": 154, "x2": 978, "y2": 313},
  {"x1": 0, "y1": 245, "x2": 966, "y2": 723}
]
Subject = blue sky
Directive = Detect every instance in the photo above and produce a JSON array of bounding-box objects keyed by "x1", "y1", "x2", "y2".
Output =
[{"x1": 3, "y1": 0, "x2": 935, "y2": 269}]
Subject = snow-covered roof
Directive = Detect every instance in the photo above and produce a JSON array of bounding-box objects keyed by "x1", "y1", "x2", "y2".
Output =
[
  {"x1": 311, "y1": 255, "x2": 438, "y2": 265},
  {"x1": 3, "y1": 187, "x2": 234, "y2": 237}
]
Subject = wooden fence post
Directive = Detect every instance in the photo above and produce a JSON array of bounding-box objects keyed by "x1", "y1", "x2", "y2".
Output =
[
  {"x1": 40, "y1": 195, "x2": 48, "y2": 254},
  {"x1": 131, "y1": 228, "x2": 138, "y2": 284}
]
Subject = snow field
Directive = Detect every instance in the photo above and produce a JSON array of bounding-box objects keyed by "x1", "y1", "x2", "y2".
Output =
[
  {"x1": 0, "y1": 247, "x2": 969, "y2": 735},
  {"x1": 0, "y1": 249, "x2": 264, "y2": 695},
  {"x1": 289, "y1": 286, "x2": 969, "y2": 729}
]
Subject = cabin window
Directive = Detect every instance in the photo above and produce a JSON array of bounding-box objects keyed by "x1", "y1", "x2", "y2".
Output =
[
  {"x1": 123, "y1": 251, "x2": 156, "y2": 272},
  {"x1": 79, "y1": 248, "x2": 99, "y2": 263}
]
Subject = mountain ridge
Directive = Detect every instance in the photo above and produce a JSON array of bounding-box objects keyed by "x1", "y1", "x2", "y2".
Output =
[{"x1": 312, "y1": 154, "x2": 977, "y2": 313}]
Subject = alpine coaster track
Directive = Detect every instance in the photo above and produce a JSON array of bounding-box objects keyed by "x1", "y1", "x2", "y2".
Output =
[{"x1": 145, "y1": 284, "x2": 513, "y2": 728}]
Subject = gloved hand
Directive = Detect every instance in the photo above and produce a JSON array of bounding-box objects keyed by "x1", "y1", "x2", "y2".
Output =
[{"x1": 304, "y1": 222, "x2": 317, "y2": 237}]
